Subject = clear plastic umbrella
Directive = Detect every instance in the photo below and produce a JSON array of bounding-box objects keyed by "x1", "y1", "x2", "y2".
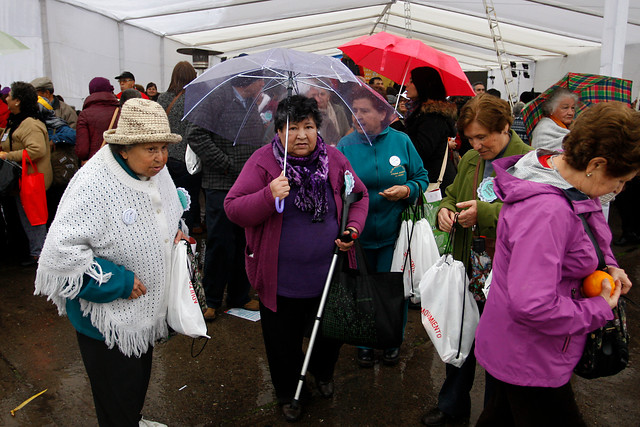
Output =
[{"x1": 182, "y1": 48, "x2": 397, "y2": 211}]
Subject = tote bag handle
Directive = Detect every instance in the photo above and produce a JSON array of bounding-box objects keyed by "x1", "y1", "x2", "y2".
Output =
[
  {"x1": 21, "y1": 149, "x2": 39, "y2": 178},
  {"x1": 100, "y1": 107, "x2": 120, "y2": 149}
]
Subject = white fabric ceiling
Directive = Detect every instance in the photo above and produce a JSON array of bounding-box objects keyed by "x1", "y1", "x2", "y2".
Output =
[
  {"x1": 3, "y1": 0, "x2": 640, "y2": 108},
  {"x1": 54, "y1": 0, "x2": 640, "y2": 71}
]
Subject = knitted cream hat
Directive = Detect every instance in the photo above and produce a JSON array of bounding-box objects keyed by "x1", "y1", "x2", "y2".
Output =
[{"x1": 104, "y1": 98, "x2": 182, "y2": 145}]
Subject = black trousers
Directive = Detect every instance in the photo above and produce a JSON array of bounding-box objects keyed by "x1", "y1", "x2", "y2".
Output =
[
  {"x1": 437, "y1": 301, "x2": 489, "y2": 417},
  {"x1": 476, "y1": 374, "x2": 586, "y2": 427},
  {"x1": 260, "y1": 295, "x2": 342, "y2": 404},
  {"x1": 166, "y1": 157, "x2": 203, "y2": 230},
  {"x1": 76, "y1": 332, "x2": 153, "y2": 427},
  {"x1": 613, "y1": 176, "x2": 640, "y2": 236},
  {"x1": 203, "y1": 189, "x2": 251, "y2": 309}
]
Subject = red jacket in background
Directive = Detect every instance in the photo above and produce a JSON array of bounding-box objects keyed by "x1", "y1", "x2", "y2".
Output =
[
  {"x1": 116, "y1": 90, "x2": 149, "y2": 100},
  {"x1": 75, "y1": 92, "x2": 119, "y2": 162},
  {"x1": 0, "y1": 101, "x2": 9, "y2": 128}
]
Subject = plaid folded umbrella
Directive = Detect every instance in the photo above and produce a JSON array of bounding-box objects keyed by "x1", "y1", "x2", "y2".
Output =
[{"x1": 522, "y1": 73, "x2": 633, "y2": 138}]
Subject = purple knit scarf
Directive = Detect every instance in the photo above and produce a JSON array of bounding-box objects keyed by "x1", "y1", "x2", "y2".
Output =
[{"x1": 272, "y1": 134, "x2": 329, "y2": 222}]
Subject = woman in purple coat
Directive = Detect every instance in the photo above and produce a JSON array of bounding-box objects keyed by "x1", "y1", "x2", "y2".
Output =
[
  {"x1": 225, "y1": 95, "x2": 368, "y2": 422},
  {"x1": 475, "y1": 102, "x2": 640, "y2": 425}
]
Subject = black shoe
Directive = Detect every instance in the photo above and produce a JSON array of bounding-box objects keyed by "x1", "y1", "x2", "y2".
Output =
[
  {"x1": 20, "y1": 256, "x2": 38, "y2": 267},
  {"x1": 421, "y1": 408, "x2": 448, "y2": 426},
  {"x1": 282, "y1": 402, "x2": 302, "y2": 422},
  {"x1": 382, "y1": 348, "x2": 400, "y2": 366},
  {"x1": 421, "y1": 408, "x2": 467, "y2": 426},
  {"x1": 614, "y1": 233, "x2": 640, "y2": 246},
  {"x1": 357, "y1": 348, "x2": 374, "y2": 368},
  {"x1": 317, "y1": 379, "x2": 334, "y2": 398},
  {"x1": 408, "y1": 300, "x2": 421, "y2": 310}
]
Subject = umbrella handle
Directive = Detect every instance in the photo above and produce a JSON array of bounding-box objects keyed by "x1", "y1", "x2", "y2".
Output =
[{"x1": 275, "y1": 197, "x2": 285, "y2": 213}]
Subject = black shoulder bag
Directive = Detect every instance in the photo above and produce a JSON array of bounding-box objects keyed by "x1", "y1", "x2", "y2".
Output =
[
  {"x1": 567, "y1": 190, "x2": 629, "y2": 379},
  {"x1": 321, "y1": 241, "x2": 405, "y2": 349}
]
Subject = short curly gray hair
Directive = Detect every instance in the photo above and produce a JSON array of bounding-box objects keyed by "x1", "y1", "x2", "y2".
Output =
[{"x1": 542, "y1": 88, "x2": 579, "y2": 116}]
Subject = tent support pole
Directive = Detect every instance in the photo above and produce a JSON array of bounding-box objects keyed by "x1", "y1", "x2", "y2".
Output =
[
  {"x1": 118, "y1": 22, "x2": 125, "y2": 73},
  {"x1": 600, "y1": 0, "x2": 628, "y2": 78},
  {"x1": 160, "y1": 36, "x2": 166, "y2": 91},
  {"x1": 39, "y1": 0, "x2": 52, "y2": 78}
]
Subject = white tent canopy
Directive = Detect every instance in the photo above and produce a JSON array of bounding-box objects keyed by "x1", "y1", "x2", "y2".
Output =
[{"x1": 2, "y1": 0, "x2": 640, "y2": 109}]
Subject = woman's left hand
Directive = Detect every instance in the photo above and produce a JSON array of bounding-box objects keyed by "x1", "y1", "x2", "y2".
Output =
[
  {"x1": 335, "y1": 227, "x2": 358, "y2": 252},
  {"x1": 456, "y1": 200, "x2": 478, "y2": 228},
  {"x1": 174, "y1": 228, "x2": 188, "y2": 244},
  {"x1": 608, "y1": 266, "x2": 632, "y2": 295},
  {"x1": 379, "y1": 185, "x2": 409, "y2": 201}
]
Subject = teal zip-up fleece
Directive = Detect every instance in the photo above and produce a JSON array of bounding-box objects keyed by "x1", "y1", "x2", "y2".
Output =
[{"x1": 338, "y1": 127, "x2": 429, "y2": 249}]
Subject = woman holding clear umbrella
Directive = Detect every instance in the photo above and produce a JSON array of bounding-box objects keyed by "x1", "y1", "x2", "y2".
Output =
[
  {"x1": 224, "y1": 95, "x2": 368, "y2": 422},
  {"x1": 337, "y1": 87, "x2": 429, "y2": 368}
]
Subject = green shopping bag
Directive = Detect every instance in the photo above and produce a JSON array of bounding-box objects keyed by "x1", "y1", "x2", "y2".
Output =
[{"x1": 423, "y1": 189, "x2": 449, "y2": 255}]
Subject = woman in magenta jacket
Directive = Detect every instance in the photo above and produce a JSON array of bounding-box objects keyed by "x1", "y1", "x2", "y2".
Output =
[
  {"x1": 224, "y1": 95, "x2": 368, "y2": 422},
  {"x1": 475, "y1": 102, "x2": 639, "y2": 425}
]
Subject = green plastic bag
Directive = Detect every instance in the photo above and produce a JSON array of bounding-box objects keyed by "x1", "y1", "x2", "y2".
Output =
[{"x1": 423, "y1": 190, "x2": 449, "y2": 256}]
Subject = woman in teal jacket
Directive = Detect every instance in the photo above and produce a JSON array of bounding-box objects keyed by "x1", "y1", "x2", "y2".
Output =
[{"x1": 338, "y1": 87, "x2": 429, "y2": 367}]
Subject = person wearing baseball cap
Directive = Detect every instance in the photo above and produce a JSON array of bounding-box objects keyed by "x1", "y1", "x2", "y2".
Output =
[
  {"x1": 115, "y1": 71, "x2": 149, "y2": 100},
  {"x1": 31, "y1": 76, "x2": 78, "y2": 128},
  {"x1": 36, "y1": 98, "x2": 185, "y2": 427}
]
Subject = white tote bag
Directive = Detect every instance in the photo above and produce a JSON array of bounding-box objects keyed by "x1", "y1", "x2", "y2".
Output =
[
  {"x1": 391, "y1": 218, "x2": 440, "y2": 301},
  {"x1": 185, "y1": 144, "x2": 202, "y2": 175},
  {"x1": 419, "y1": 254, "x2": 479, "y2": 368},
  {"x1": 167, "y1": 240, "x2": 210, "y2": 338}
]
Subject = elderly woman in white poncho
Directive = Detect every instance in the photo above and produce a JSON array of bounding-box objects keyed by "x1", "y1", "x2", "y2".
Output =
[{"x1": 35, "y1": 98, "x2": 187, "y2": 427}]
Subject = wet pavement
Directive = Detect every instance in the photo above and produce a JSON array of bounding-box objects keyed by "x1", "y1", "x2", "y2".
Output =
[{"x1": 2, "y1": 213, "x2": 640, "y2": 426}]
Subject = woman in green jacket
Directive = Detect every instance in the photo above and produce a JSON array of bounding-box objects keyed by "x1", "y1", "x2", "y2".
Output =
[
  {"x1": 338, "y1": 87, "x2": 429, "y2": 368},
  {"x1": 421, "y1": 94, "x2": 533, "y2": 426}
]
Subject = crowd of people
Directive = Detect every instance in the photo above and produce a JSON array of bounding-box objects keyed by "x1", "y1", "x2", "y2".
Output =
[{"x1": 1, "y1": 60, "x2": 639, "y2": 427}]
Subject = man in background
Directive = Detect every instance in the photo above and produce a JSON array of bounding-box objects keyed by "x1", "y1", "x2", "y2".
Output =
[
  {"x1": 369, "y1": 76, "x2": 387, "y2": 98},
  {"x1": 472, "y1": 81, "x2": 486, "y2": 95},
  {"x1": 31, "y1": 77, "x2": 78, "y2": 128},
  {"x1": 114, "y1": 71, "x2": 149, "y2": 100}
]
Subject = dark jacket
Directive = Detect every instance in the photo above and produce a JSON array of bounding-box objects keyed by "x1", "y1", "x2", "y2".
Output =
[
  {"x1": 186, "y1": 85, "x2": 265, "y2": 191},
  {"x1": 404, "y1": 100, "x2": 458, "y2": 195},
  {"x1": 157, "y1": 90, "x2": 189, "y2": 162},
  {"x1": 75, "y1": 92, "x2": 119, "y2": 162}
]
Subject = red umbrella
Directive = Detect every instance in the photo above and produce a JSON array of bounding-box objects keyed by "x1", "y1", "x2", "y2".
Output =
[{"x1": 339, "y1": 31, "x2": 475, "y2": 97}]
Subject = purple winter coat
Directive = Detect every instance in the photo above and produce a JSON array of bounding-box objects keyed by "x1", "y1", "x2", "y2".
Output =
[
  {"x1": 475, "y1": 154, "x2": 616, "y2": 388},
  {"x1": 224, "y1": 143, "x2": 369, "y2": 312},
  {"x1": 75, "y1": 91, "x2": 119, "y2": 162}
]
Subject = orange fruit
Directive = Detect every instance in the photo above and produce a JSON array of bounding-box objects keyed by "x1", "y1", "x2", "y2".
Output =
[{"x1": 582, "y1": 270, "x2": 615, "y2": 297}]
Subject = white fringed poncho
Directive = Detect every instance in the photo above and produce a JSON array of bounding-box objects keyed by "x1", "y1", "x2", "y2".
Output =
[{"x1": 35, "y1": 146, "x2": 183, "y2": 357}]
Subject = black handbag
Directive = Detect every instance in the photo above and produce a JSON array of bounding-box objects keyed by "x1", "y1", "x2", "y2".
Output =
[
  {"x1": 321, "y1": 241, "x2": 405, "y2": 349},
  {"x1": 574, "y1": 299, "x2": 628, "y2": 379},
  {"x1": 0, "y1": 158, "x2": 21, "y2": 197},
  {"x1": 567, "y1": 190, "x2": 629, "y2": 379}
]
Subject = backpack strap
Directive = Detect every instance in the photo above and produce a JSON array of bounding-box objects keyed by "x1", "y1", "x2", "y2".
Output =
[
  {"x1": 561, "y1": 188, "x2": 606, "y2": 270},
  {"x1": 165, "y1": 90, "x2": 185, "y2": 115}
]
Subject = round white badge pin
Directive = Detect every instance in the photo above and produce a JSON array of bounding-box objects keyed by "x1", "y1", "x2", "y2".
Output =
[
  {"x1": 389, "y1": 155, "x2": 401, "y2": 167},
  {"x1": 122, "y1": 208, "x2": 137, "y2": 225}
]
